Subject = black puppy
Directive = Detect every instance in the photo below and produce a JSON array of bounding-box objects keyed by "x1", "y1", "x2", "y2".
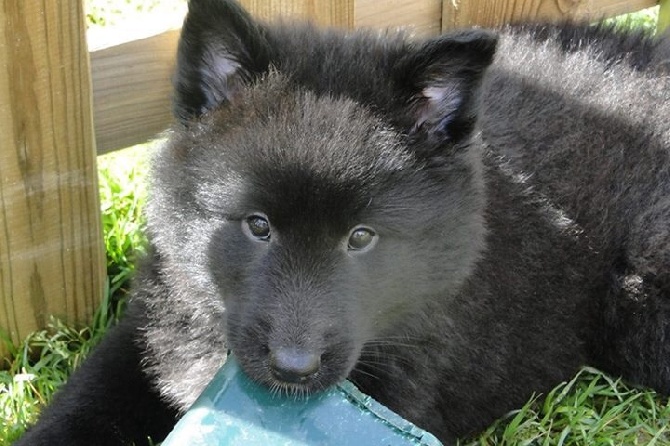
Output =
[{"x1": 17, "y1": 1, "x2": 670, "y2": 444}]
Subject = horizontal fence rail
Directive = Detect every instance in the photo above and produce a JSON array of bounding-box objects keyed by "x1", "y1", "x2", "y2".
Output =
[{"x1": 91, "y1": 0, "x2": 662, "y2": 155}]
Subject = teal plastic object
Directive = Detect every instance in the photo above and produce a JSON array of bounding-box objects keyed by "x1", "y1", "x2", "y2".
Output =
[{"x1": 162, "y1": 355, "x2": 443, "y2": 445}]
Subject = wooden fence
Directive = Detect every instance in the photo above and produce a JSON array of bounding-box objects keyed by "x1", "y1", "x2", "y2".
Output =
[
  {"x1": 0, "y1": 0, "x2": 666, "y2": 356},
  {"x1": 1, "y1": 2, "x2": 104, "y2": 357}
]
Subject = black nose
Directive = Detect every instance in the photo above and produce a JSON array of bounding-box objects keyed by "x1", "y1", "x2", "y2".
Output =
[{"x1": 269, "y1": 347, "x2": 321, "y2": 383}]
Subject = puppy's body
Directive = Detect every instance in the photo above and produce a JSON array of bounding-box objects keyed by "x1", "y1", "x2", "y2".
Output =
[
  {"x1": 16, "y1": 1, "x2": 670, "y2": 444},
  {"x1": 483, "y1": 28, "x2": 670, "y2": 393}
]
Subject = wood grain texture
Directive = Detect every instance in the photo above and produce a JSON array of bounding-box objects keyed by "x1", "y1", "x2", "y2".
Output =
[
  {"x1": 442, "y1": 0, "x2": 659, "y2": 31},
  {"x1": 91, "y1": 29, "x2": 180, "y2": 155},
  {"x1": 0, "y1": 0, "x2": 105, "y2": 354},
  {"x1": 354, "y1": 0, "x2": 443, "y2": 37},
  {"x1": 86, "y1": 1, "x2": 659, "y2": 155},
  {"x1": 239, "y1": 0, "x2": 354, "y2": 27}
]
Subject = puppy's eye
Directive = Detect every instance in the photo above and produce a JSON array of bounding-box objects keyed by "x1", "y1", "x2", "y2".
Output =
[
  {"x1": 347, "y1": 226, "x2": 378, "y2": 252},
  {"x1": 244, "y1": 214, "x2": 271, "y2": 240}
]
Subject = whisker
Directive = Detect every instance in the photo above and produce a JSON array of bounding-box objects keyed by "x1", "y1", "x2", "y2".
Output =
[{"x1": 351, "y1": 365, "x2": 382, "y2": 381}]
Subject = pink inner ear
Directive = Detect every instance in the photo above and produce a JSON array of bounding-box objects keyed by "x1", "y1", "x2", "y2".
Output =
[
  {"x1": 201, "y1": 46, "x2": 244, "y2": 104},
  {"x1": 423, "y1": 83, "x2": 462, "y2": 109},
  {"x1": 206, "y1": 47, "x2": 241, "y2": 78},
  {"x1": 423, "y1": 85, "x2": 451, "y2": 103},
  {"x1": 413, "y1": 83, "x2": 463, "y2": 133}
]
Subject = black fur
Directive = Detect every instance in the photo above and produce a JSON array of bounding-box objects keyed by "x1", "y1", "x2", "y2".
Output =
[
  {"x1": 511, "y1": 22, "x2": 670, "y2": 71},
  {"x1": 16, "y1": 1, "x2": 670, "y2": 444},
  {"x1": 481, "y1": 24, "x2": 670, "y2": 394}
]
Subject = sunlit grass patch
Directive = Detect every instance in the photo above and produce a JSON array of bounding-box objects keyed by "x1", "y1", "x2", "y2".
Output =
[{"x1": 467, "y1": 368, "x2": 670, "y2": 445}]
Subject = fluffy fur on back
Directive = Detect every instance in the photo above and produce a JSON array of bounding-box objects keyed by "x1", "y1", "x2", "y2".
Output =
[
  {"x1": 15, "y1": 2, "x2": 670, "y2": 445},
  {"x1": 482, "y1": 25, "x2": 670, "y2": 393}
]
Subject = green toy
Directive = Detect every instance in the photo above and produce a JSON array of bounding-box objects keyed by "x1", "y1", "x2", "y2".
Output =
[{"x1": 162, "y1": 355, "x2": 442, "y2": 445}]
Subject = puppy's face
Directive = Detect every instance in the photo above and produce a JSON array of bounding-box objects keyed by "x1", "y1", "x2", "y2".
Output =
[
  {"x1": 147, "y1": 0, "x2": 495, "y2": 398},
  {"x1": 151, "y1": 78, "x2": 485, "y2": 393}
]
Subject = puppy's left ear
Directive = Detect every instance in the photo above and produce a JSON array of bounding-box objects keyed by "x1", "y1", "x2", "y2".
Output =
[
  {"x1": 173, "y1": 0, "x2": 272, "y2": 123},
  {"x1": 394, "y1": 30, "x2": 497, "y2": 144}
]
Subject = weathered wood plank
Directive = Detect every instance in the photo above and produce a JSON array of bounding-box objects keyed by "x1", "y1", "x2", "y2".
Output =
[
  {"x1": 90, "y1": 1, "x2": 356, "y2": 155},
  {"x1": 0, "y1": 0, "x2": 105, "y2": 354},
  {"x1": 87, "y1": 1, "x2": 659, "y2": 156},
  {"x1": 354, "y1": 0, "x2": 442, "y2": 37},
  {"x1": 239, "y1": 0, "x2": 354, "y2": 27},
  {"x1": 87, "y1": 0, "x2": 440, "y2": 155},
  {"x1": 442, "y1": 0, "x2": 658, "y2": 31},
  {"x1": 91, "y1": 29, "x2": 180, "y2": 155}
]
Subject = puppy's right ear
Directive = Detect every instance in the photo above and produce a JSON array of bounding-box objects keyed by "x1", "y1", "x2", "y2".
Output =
[{"x1": 174, "y1": 0, "x2": 272, "y2": 123}]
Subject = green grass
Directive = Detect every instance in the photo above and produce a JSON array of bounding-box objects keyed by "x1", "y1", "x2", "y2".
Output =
[
  {"x1": 1, "y1": 3, "x2": 668, "y2": 446},
  {"x1": 0, "y1": 312, "x2": 114, "y2": 444},
  {"x1": 0, "y1": 146, "x2": 151, "y2": 445},
  {"x1": 604, "y1": 6, "x2": 661, "y2": 35},
  {"x1": 98, "y1": 147, "x2": 149, "y2": 301},
  {"x1": 464, "y1": 368, "x2": 670, "y2": 445},
  {"x1": 85, "y1": 0, "x2": 186, "y2": 28}
]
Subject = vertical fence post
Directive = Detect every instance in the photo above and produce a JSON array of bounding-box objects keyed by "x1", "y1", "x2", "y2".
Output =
[{"x1": 0, "y1": 1, "x2": 105, "y2": 356}]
